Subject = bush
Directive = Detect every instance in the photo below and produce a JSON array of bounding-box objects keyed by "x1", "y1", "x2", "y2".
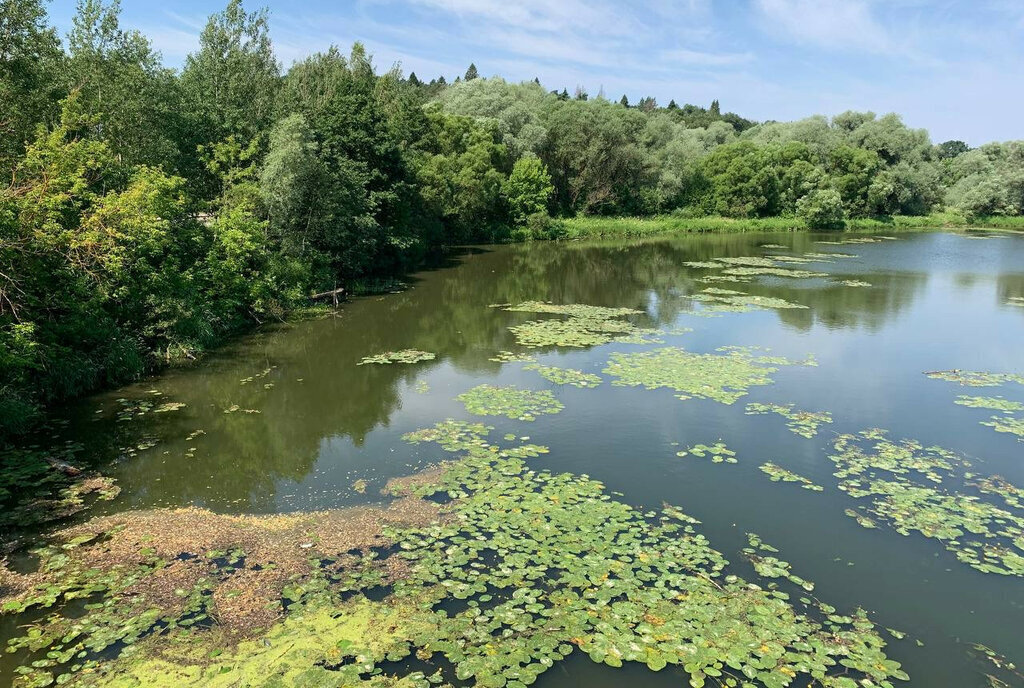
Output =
[{"x1": 797, "y1": 188, "x2": 846, "y2": 229}]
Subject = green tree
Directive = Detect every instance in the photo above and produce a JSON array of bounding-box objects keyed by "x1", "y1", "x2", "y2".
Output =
[
  {"x1": 180, "y1": 0, "x2": 280, "y2": 150},
  {"x1": 464, "y1": 63, "x2": 478, "y2": 81},
  {"x1": 0, "y1": 0, "x2": 65, "y2": 166},
  {"x1": 797, "y1": 187, "x2": 846, "y2": 229},
  {"x1": 504, "y1": 154, "x2": 554, "y2": 225},
  {"x1": 67, "y1": 0, "x2": 182, "y2": 169}
]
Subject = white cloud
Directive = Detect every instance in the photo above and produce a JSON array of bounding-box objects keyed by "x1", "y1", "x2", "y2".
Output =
[
  {"x1": 754, "y1": 0, "x2": 892, "y2": 53},
  {"x1": 660, "y1": 48, "x2": 753, "y2": 67}
]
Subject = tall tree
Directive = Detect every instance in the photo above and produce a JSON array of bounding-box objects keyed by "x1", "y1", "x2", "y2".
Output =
[
  {"x1": 0, "y1": 0, "x2": 65, "y2": 166},
  {"x1": 180, "y1": 0, "x2": 280, "y2": 148},
  {"x1": 67, "y1": 0, "x2": 182, "y2": 168},
  {"x1": 464, "y1": 62, "x2": 478, "y2": 81}
]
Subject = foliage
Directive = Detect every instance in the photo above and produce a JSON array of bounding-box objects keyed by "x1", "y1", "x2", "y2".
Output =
[
  {"x1": 456, "y1": 384, "x2": 564, "y2": 420},
  {"x1": 604, "y1": 346, "x2": 802, "y2": 404},
  {"x1": 523, "y1": 362, "x2": 603, "y2": 388},
  {"x1": 745, "y1": 402, "x2": 833, "y2": 438},
  {"x1": 357, "y1": 349, "x2": 436, "y2": 365}
]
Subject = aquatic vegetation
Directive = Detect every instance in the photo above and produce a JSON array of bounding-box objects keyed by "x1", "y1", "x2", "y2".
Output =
[
  {"x1": 488, "y1": 350, "x2": 537, "y2": 363},
  {"x1": 806, "y1": 252, "x2": 857, "y2": 259},
  {"x1": 925, "y1": 370, "x2": 1024, "y2": 387},
  {"x1": 690, "y1": 288, "x2": 808, "y2": 312},
  {"x1": 745, "y1": 402, "x2": 833, "y2": 438},
  {"x1": 743, "y1": 533, "x2": 816, "y2": 590},
  {"x1": 523, "y1": 363, "x2": 603, "y2": 388},
  {"x1": 456, "y1": 384, "x2": 564, "y2": 421},
  {"x1": 759, "y1": 462, "x2": 824, "y2": 491},
  {"x1": 604, "y1": 346, "x2": 799, "y2": 404},
  {"x1": 0, "y1": 443, "x2": 121, "y2": 547},
  {"x1": 837, "y1": 280, "x2": 872, "y2": 287},
  {"x1": 358, "y1": 349, "x2": 436, "y2": 365},
  {"x1": 830, "y1": 431, "x2": 1024, "y2": 576},
  {"x1": 414, "y1": 380, "x2": 430, "y2": 394},
  {"x1": 696, "y1": 274, "x2": 752, "y2": 284},
  {"x1": 981, "y1": 415, "x2": 1024, "y2": 440},
  {"x1": 955, "y1": 395, "x2": 1024, "y2": 412},
  {"x1": 677, "y1": 441, "x2": 736, "y2": 463},
  {"x1": 239, "y1": 367, "x2": 275, "y2": 384},
  {"x1": 500, "y1": 301, "x2": 660, "y2": 348},
  {"x1": 115, "y1": 394, "x2": 186, "y2": 422},
  {"x1": 760, "y1": 243, "x2": 788, "y2": 249},
  {"x1": 0, "y1": 421, "x2": 911, "y2": 688},
  {"x1": 1008, "y1": 296, "x2": 1024, "y2": 307},
  {"x1": 721, "y1": 266, "x2": 828, "y2": 278}
]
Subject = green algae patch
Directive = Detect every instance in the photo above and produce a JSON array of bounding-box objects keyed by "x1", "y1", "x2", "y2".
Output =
[
  {"x1": 498, "y1": 301, "x2": 662, "y2": 348},
  {"x1": 358, "y1": 350, "x2": 436, "y2": 365},
  {"x1": 925, "y1": 370, "x2": 1024, "y2": 387},
  {"x1": 955, "y1": 395, "x2": 1024, "y2": 412},
  {"x1": 90, "y1": 597, "x2": 428, "y2": 688},
  {"x1": 745, "y1": 403, "x2": 833, "y2": 438},
  {"x1": 456, "y1": 384, "x2": 564, "y2": 421},
  {"x1": 604, "y1": 346, "x2": 800, "y2": 404},
  {"x1": 677, "y1": 441, "x2": 737, "y2": 464},
  {"x1": 759, "y1": 462, "x2": 824, "y2": 491},
  {"x1": 523, "y1": 363, "x2": 603, "y2": 388},
  {"x1": 830, "y1": 430, "x2": 1024, "y2": 576}
]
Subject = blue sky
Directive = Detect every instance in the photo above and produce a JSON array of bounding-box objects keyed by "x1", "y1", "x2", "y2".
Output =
[{"x1": 44, "y1": 0, "x2": 1024, "y2": 145}]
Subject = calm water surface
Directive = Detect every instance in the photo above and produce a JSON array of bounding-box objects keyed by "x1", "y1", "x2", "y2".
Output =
[{"x1": 5, "y1": 230, "x2": 1024, "y2": 686}]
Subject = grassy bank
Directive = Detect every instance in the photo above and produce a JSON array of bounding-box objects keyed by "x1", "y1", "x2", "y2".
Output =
[{"x1": 559, "y1": 212, "x2": 1024, "y2": 240}]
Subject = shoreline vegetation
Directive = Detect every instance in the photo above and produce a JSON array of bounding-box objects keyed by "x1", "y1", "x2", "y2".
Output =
[{"x1": 558, "y1": 212, "x2": 1024, "y2": 240}]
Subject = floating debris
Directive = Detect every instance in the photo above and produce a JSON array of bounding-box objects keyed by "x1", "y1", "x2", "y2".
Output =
[
  {"x1": 351, "y1": 479, "x2": 368, "y2": 494},
  {"x1": 604, "y1": 346, "x2": 799, "y2": 404},
  {"x1": 240, "y1": 366, "x2": 275, "y2": 385},
  {"x1": 677, "y1": 441, "x2": 737, "y2": 463},
  {"x1": 837, "y1": 279, "x2": 872, "y2": 287},
  {"x1": 456, "y1": 385, "x2": 564, "y2": 421},
  {"x1": 523, "y1": 363, "x2": 603, "y2": 388},
  {"x1": 760, "y1": 462, "x2": 824, "y2": 491},
  {"x1": 358, "y1": 349, "x2": 436, "y2": 365},
  {"x1": 745, "y1": 402, "x2": 833, "y2": 438}
]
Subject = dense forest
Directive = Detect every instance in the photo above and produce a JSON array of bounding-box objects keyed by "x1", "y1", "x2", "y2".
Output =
[{"x1": 2, "y1": 0, "x2": 1023, "y2": 440}]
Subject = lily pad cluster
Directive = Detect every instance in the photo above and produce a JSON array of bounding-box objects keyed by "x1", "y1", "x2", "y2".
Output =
[
  {"x1": 954, "y1": 395, "x2": 1024, "y2": 412},
  {"x1": 358, "y1": 349, "x2": 436, "y2": 365},
  {"x1": 523, "y1": 362, "x2": 603, "y2": 388},
  {"x1": 688, "y1": 288, "x2": 808, "y2": 315},
  {"x1": 745, "y1": 403, "x2": 833, "y2": 438},
  {"x1": 456, "y1": 384, "x2": 564, "y2": 421},
  {"x1": 682, "y1": 255, "x2": 830, "y2": 281},
  {"x1": 743, "y1": 534, "x2": 816, "y2": 591},
  {"x1": 488, "y1": 350, "x2": 537, "y2": 363},
  {"x1": 836, "y1": 280, "x2": 872, "y2": 287},
  {"x1": 677, "y1": 441, "x2": 737, "y2": 464},
  {"x1": 759, "y1": 463, "x2": 824, "y2": 491},
  {"x1": 830, "y1": 430, "x2": 1024, "y2": 576},
  {"x1": 925, "y1": 370, "x2": 1024, "y2": 387},
  {"x1": 498, "y1": 301, "x2": 661, "y2": 348},
  {"x1": 604, "y1": 346, "x2": 802, "y2": 405}
]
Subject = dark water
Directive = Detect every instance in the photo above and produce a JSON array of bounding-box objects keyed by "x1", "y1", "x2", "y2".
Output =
[{"x1": 5, "y1": 230, "x2": 1024, "y2": 686}]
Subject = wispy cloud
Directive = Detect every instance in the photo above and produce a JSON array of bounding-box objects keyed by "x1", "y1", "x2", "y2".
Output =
[{"x1": 754, "y1": 0, "x2": 892, "y2": 54}]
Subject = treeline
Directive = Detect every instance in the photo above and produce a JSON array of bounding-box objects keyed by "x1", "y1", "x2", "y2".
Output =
[{"x1": 1, "y1": 0, "x2": 1021, "y2": 440}]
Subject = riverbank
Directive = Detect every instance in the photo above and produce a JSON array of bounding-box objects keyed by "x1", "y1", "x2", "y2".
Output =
[{"x1": 558, "y1": 212, "x2": 1024, "y2": 240}]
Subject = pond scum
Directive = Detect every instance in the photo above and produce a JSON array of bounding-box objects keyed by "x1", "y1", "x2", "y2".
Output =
[{"x1": 1, "y1": 421, "x2": 911, "y2": 688}]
